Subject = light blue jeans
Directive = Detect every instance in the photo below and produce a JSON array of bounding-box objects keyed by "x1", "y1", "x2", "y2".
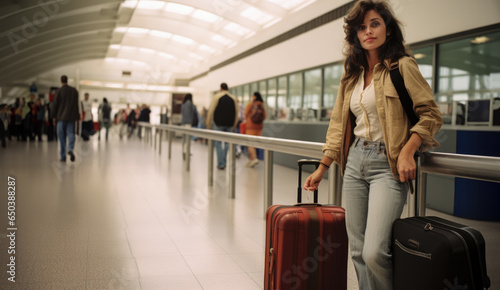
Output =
[
  {"x1": 343, "y1": 138, "x2": 408, "y2": 290},
  {"x1": 212, "y1": 124, "x2": 233, "y2": 168},
  {"x1": 56, "y1": 121, "x2": 75, "y2": 160}
]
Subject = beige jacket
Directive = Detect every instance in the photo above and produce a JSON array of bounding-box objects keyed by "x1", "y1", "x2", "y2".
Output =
[{"x1": 322, "y1": 56, "x2": 443, "y2": 180}]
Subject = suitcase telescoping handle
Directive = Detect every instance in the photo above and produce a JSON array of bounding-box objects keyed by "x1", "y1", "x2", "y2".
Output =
[{"x1": 297, "y1": 159, "x2": 320, "y2": 204}]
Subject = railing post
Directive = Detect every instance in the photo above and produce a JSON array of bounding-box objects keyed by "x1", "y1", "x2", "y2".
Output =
[
  {"x1": 168, "y1": 130, "x2": 173, "y2": 159},
  {"x1": 158, "y1": 129, "x2": 162, "y2": 155},
  {"x1": 328, "y1": 164, "x2": 343, "y2": 206},
  {"x1": 264, "y1": 149, "x2": 273, "y2": 216},
  {"x1": 417, "y1": 172, "x2": 427, "y2": 217},
  {"x1": 185, "y1": 133, "x2": 191, "y2": 172},
  {"x1": 208, "y1": 139, "x2": 214, "y2": 186},
  {"x1": 228, "y1": 143, "x2": 236, "y2": 198}
]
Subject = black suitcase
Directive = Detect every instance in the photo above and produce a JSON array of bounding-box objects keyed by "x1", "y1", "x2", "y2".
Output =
[{"x1": 392, "y1": 213, "x2": 491, "y2": 290}]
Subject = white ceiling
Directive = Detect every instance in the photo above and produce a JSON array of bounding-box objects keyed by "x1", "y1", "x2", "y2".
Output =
[{"x1": 0, "y1": 0, "x2": 336, "y2": 104}]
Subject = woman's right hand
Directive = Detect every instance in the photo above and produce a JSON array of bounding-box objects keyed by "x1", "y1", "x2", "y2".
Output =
[{"x1": 304, "y1": 167, "x2": 327, "y2": 192}]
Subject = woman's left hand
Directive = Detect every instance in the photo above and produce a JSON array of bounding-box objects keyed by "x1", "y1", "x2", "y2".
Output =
[
  {"x1": 397, "y1": 133, "x2": 423, "y2": 182},
  {"x1": 397, "y1": 153, "x2": 416, "y2": 182}
]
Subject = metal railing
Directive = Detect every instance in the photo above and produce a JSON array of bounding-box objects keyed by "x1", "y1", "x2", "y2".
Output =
[{"x1": 138, "y1": 122, "x2": 500, "y2": 217}]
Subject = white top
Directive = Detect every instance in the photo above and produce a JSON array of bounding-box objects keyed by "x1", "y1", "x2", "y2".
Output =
[
  {"x1": 350, "y1": 75, "x2": 384, "y2": 142},
  {"x1": 82, "y1": 100, "x2": 93, "y2": 121}
]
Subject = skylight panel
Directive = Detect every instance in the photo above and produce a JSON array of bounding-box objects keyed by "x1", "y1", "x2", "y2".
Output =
[
  {"x1": 240, "y1": 7, "x2": 275, "y2": 25},
  {"x1": 137, "y1": 1, "x2": 165, "y2": 10},
  {"x1": 121, "y1": 0, "x2": 138, "y2": 9},
  {"x1": 115, "y1": 27, "x2": 128, "y2": 33},
  {"x1": 224, "y1": 23, "x2": 252, "y2": 36},
  {"x1": 139, "y1": 48, "x2": 156, "y2": 54},
  {"x1": 212, "y1": 35, "x2": 234, "y2": 46},
  {"x1": 128, "y1": 28, "x2": 149, "y2": 34},
  {"x1": 192, "y1": 9, "x2": 221, "y2": 23},
  {"x1": 190, "y1": 53, "x2": 204, "y2": 60},
  {"x1": 199, "y1": 45, "x2": 216, "y2": 54},
  {"x1": 150, "y1": 30, "x2": 172, "y2": 39},
  {"x1": 172, "y1": 35, "x2": 194, "y2": 45},
  {"x1": 266, "y1": 0, "x2": 311, "y2": 10},
  {"x1": 159, "y1": 52, "x2": 175, "y2": 59},
  {"x1": 164, "y1": 2, "x2": 194, "y2": 15},
  {"x1": 110, "y1": 45, "x2": 121, "y2": 50}
]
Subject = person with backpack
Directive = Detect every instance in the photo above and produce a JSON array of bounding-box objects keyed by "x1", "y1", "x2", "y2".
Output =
[
  {"x1": 244, "y1": 92, "x2": 266, "y2": 167},
  {"x1": 206, "y1": 83, "x2": 239, "y2": 170},
  {"x1": 181, "y1": 93, "x2": 198, "y2": 159},
  {"x1": 99, "y1": 98, "x2": 112, "y2": 141}
]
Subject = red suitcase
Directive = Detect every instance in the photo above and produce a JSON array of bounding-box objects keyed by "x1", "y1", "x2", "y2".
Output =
[{"x1": 264, "y1": 159, "x2": 348, "y2": 290}]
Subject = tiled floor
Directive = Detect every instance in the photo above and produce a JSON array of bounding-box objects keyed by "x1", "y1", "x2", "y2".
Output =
[{"x1": 0, "y1": 130, "x2": 498, "y2": 289}]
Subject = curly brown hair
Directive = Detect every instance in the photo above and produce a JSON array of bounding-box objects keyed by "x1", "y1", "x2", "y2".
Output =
[{"x1": 341, "y1": 0, "x2": 410, "y2": 83}]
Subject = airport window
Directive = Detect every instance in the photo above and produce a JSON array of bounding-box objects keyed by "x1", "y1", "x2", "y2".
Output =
[
  {"x1": 413, "y1": 46, "x2": 434, "y2": 90},
  {"x1": 323, "y1": 63, "x2": 343, "y2": 120},
  {"x1": 304, "y1": 68, "x2": 322, "y2": 111},
  {"x1": 242, "y1": 84, "x2": 250, "y2": 104},
  {"x1": 277, "y1": 76, "x2": 288, "y2": 119},
  {"x1": 288, "y1": 72, "x2": 303, "y2": 109},
  {"x1": 437, "y1": 31, "x2": 500, "y2": 102},
  {"x1": 267, "y1": 78, "x2": 277, "y2": 119},
  {"x1": 229, "y1": 29, "x2": 500, "y2": 124},
  {"x1": 250, "y1": 82, "x2": 259, "y2": 98},
  {"x1": 259, "y1": 80, "x2": 267, "y2": 102}
]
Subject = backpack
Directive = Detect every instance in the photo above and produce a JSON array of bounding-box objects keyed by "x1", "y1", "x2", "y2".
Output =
[
  {"x1": 213, "y1": 94, "x2": 236, "y2": 127},
  {"x1": 250, "y1": 102, "x2": 265, "y2": 124},
  {"x1": 192, "y1": 105, "x2": 199, "y2": 127}
]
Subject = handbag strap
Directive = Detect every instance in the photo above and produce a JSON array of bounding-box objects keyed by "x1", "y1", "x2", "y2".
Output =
[{"x1": 389, "y1": 62, "x2": 420, "y2": 126}]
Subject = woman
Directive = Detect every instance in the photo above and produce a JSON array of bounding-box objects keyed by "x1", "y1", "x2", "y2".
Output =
[
  {"x1": 244, "y1": 92, "x2": 266, "y2": 167},
  {"x1": 180, "y1": 93, "x2": 197, "y2": 159},
  {"x1": 303, "y1": 1, "x2": 442, "y2": 289}
]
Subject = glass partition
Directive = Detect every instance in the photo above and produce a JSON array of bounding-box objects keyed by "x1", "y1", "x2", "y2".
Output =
[
  {"x1": 267, "y1": 78, "x2": 277, "y2": 119},
  {"x1": 323, "y1": 63, "x2": 343, "y2": 120},
  {"x1": 413, "y1": 46, "x2": 434, "y2": 89},
  {"x1": 437, "y1": 31, "x2": 500, "y2": 102},
  {"x1": 304, "y1": 68, "x2": 322, "y2": 121},
  {"x1": 277, "y1": 76, "x2": 288, "y2": 120}
]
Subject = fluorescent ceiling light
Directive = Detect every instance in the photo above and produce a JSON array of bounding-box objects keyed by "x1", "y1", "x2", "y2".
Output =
[
  {"x1": 137, "y1": 1, "x2": 165, "y2": 10},
  {"x1": 224, "y1": 22, "x2": 252, "y2": 36},
  {"x1": 104, "y1": 82, "x2": 124, "y2": 89},
  {"x1": 128, "y1": 27, "x2": 149, "y2": 34},
  {"x1": 110, "y1": 45, "x2": 121, "y2": 50},
  {"x1": 150, "y1": 30, "x2": 172, "y2": 38},
  {"x1": 414, "y1": 53, "x2": 426, "y2": 59},
  {"x1": 240, "y1": 7, "x2": 275, "y2": 25},
  {"x1": 172, "y1": 35, "x2": 194, "y2": 45},
  {"x1": 192, "y1": 9, "x2": 221, "y2": 23},
  {"x1": 471, "y1": 36, "x2": 492, "y2": 44},
  {"x1": 126, "y1": 84, "x2": 147, "y2": 90},
  {"x1": 164, "y1": 2, "x2": 194, "y2": 15}
]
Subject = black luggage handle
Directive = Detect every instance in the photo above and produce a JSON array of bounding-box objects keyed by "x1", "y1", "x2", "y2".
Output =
[{"x1": 297, "y1": 159, "x2": 320, "y2": 204}]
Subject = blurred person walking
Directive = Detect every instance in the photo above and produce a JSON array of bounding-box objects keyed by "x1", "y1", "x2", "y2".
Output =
[
  {"x1": 244, "y1": 92, "x2": 266, "y2": 167},
  {"x1": 206, "y1": 83, "x2": 239, "y2": 170},
  {"x1": 51, "y1": 75, "x2": 80, "y2": 162},
  {"x1": 81, "y1": 93, "x2": 93, "y2": 141}
]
